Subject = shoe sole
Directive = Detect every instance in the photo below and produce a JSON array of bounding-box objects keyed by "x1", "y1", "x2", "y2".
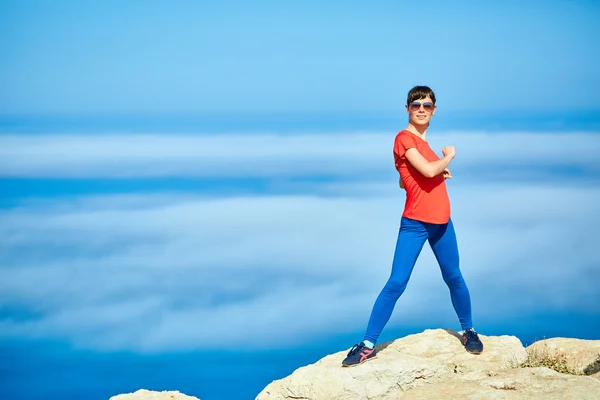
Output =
[
  {"x1": 466, "y1": 348, "x2": 483, "y2": 355},
  {"x1": 342, "y1": 355, "x2": 377, "y2": 367}
]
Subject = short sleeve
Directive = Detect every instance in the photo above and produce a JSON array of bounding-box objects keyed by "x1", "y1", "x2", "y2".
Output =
[{"x1": 394, "y1": 132, "x2": 418, "y2": 160}]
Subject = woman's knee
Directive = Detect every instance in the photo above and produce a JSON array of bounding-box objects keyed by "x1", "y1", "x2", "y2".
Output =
[
  {"x1": 443, "y1": 272, "x2": 465, "y2": 289},
  {"x1": 382, "y1": 278, "x2": 409, "y2": 296}
]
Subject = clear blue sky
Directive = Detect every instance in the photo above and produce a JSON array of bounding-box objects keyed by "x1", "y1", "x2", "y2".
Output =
[
  {"x1": 1, "y1": 0, "x2": 599, "y2": 114},
  {"x1": 1, "y1": 2, "x2": 600, "y2": 400}
]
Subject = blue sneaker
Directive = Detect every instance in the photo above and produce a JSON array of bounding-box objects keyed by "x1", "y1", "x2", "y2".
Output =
[
  {"x1": 463, "y1": 329, "x2": 484, "y2": 354},
  {"x1": 341, "y1": 342, "x2": 377, "y2": 367}
]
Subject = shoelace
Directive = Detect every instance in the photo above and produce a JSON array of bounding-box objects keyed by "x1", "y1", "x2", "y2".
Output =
[
  {"x1": 465, "y1": 330, "x2": 479, "y2": 341},
  {"x1": 347, "y1": 343, "x2": 365, "y2": 356}
]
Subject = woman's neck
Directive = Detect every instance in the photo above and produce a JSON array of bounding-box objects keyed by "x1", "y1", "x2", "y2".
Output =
[{"x1": 405, "y1": 123, "x2": 428, "y2": 140}]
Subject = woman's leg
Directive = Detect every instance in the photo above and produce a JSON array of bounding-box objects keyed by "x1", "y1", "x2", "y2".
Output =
[
  {"x1": 428, "y1": 218, "x2": 473, "y2": 330},
  {"x1": 363, "y1": 218, "x2": 428, "y2": 344}
]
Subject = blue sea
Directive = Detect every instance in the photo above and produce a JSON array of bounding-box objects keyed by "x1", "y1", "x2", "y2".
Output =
[{"x1": 2, "y1": 109, "x2": 600, "y2": 134}]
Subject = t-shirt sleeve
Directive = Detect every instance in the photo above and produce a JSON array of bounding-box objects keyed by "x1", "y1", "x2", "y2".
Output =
[{"x1": 394, "y1": 133, "x2": 417, "y2": 160}]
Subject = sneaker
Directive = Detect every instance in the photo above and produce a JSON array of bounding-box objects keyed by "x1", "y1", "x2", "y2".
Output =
[
  {"x1": 463, "y1": 329, "x2": 484, "y2": 354},
  {"x1": 341, "y1": 342, "x2": 377, "y2": 367}
]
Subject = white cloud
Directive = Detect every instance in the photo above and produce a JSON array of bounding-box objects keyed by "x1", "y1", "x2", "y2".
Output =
[
  {"x1": 1, "y1": 131, "x2": 599, "y2": 178},
  {"x1": 1, "y1": 181, "x2": 599, "y2": 352}
]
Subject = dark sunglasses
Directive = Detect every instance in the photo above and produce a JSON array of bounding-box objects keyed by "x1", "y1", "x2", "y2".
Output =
[{"x1": 409, "y1": 102, "x2": 435, "y2": 112}]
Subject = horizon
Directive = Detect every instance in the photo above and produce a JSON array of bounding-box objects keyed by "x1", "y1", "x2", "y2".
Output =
[{"x1": 1, "y1": 109, "x2": 600, "y2": 135}]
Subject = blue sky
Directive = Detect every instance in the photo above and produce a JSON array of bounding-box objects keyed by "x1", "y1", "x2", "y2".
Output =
[
  {"x1": 1, "y1": 0, "x2": 600, "y2": 114},
  {"x1": 1, "y1": 1, "x2": 600, "y2": 400}
]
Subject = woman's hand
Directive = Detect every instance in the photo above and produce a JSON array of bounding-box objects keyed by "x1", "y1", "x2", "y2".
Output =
[
  {"x1": 442, "y1": 146, "x2": 456, "y2": 159},
  {"x1": 443, "y1": 168, "x2": 452, "y2": 180}
]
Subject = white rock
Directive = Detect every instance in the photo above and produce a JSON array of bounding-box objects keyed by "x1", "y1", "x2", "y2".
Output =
[
  {"x1": 527, "y1": 337, "x2": 600, "y2": 376},
  {"x1": 109, "y1": 389, "x2": 200, "y2": 400},
  {"x1": 256, "y1": 328, "x2": 600, "y2": 400}
]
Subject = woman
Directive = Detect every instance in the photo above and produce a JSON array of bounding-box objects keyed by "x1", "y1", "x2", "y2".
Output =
[{"x1": 342, "y1": 85, "x2": 484, "y2": 367}]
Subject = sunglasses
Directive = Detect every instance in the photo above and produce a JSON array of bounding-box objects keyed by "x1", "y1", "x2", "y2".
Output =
[{"x1": 409, "y1": 101, "x2": 435, "y2": 112}]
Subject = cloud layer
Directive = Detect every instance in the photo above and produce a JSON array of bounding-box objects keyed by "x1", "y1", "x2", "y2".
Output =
[
  {"x1": 1, "y1": 131, "x2": 599, "y2": 178},
  {"x1": 1, "y1": 130, "x2": 599, "y2": 352}
]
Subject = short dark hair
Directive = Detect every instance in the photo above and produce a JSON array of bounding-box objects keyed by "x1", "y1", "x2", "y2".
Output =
[{"x1": 407, "y1": 85, "x2": 436, "y2": 105}]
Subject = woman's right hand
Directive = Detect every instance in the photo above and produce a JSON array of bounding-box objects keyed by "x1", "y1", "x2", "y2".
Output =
[{"x1": 442, "y1": 146, "x2": 456, "y2": 159}]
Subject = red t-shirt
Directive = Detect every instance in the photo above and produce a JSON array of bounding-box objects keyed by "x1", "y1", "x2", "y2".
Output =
[{"x1": 393, "y1": 130, "x2": 451, "y2": 224}]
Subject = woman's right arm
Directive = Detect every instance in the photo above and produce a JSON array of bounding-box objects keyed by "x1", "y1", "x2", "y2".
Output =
[{"x1": 404, "y1": 146, "x2": 455, "y2": 178}]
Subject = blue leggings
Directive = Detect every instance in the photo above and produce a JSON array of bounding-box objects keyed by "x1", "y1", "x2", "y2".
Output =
[{"x1": 364, "y1": 217, "x2": 473, "y2": 344}]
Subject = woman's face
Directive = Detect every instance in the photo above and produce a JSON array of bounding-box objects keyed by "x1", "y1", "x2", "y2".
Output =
[{"x1": 406, "y1": 96, "x2": 436, "y2": 127}]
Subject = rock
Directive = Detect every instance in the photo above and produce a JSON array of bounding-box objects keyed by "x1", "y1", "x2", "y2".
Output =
[
  {"x1": 109, "y1": 389, "x2": 200, "y2": 400},
  {"x1": 255, "y1": 329, "x2": 600, "y2": 400},
  {"x1": 526, "y1": 337, "x2": 600, "y2": 376},
  {"x1": 380, "y1": 328, "x2": 527, "y2": 373},
  {"x1": 404, "y1": 367, "x2": 600, "y2": 399}
]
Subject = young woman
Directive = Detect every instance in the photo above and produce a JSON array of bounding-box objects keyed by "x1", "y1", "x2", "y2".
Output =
[{"x1": 342, "y1": 85, "x2": 483, "y2": 367}]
